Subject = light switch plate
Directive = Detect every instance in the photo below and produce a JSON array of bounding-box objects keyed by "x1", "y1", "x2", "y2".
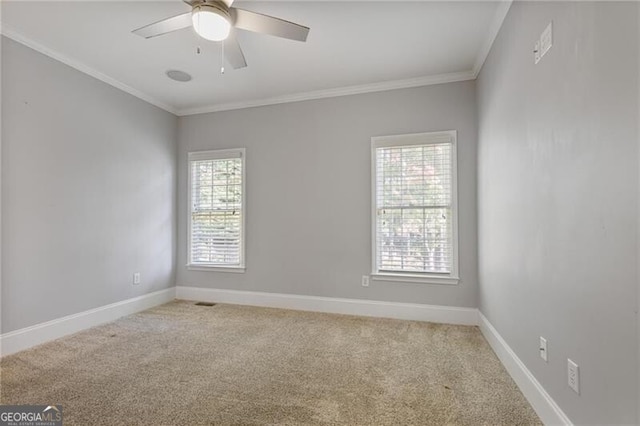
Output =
[{"x1": 539, "y1": 336, "x2": 548, "y2": 362}]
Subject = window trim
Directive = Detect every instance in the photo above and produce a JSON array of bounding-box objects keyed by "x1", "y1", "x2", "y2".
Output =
[
  {"x1": 370, "y1": 131, "x2": 459, "y2": 285},
  {"x1": 187, "y1": 148, "x2": 246, "y2": 272}
]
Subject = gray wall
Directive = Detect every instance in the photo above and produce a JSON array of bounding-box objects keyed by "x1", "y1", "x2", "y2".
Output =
[
  {"x1": 177, "y1": 81, "x2": 478, "y2": 307},
  {"x1": 476, "y1": 2, "x2": 639, "y2": 424},
  {"x1": 1, "y1": 37, "x2": 178, "y2": 333}
]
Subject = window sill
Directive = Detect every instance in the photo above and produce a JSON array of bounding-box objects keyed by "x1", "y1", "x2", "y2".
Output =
[
  {"x1": 371, "y1": 273, "x2": 459, "y2": 285},
  {"x1": 186, "y1": 265, "x2": 246, "y2": 273}
]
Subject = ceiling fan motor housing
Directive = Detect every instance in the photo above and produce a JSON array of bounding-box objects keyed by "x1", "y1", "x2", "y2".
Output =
[
  {"x1": 193, "y1": 1, "x2": 231, "y2": 16},
  {"x1": 191, "y1": 2, "x2": 232, "y2": 41}
]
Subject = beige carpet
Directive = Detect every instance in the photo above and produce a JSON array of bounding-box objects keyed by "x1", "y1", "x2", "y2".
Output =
[{"x1": 1, "y1": 301, "x2": 540, "y2": 425}]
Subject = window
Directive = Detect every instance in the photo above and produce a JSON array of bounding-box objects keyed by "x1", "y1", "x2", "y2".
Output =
[
  {"x1": 371, "y1": 131, "x2": 458, "y2": 284},
  {"x1": 188, "y1": 149, "x2": 245, "y2": 271}
]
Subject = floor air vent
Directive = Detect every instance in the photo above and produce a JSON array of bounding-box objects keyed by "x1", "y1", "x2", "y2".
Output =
[{"x1": 195, "y1": 302, "x2": 217, "y2": 307}]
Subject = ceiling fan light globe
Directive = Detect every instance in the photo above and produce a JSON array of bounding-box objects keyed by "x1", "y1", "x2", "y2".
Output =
[{"x1": 192, "y1": 5, "x2": 231, "y2": 41}]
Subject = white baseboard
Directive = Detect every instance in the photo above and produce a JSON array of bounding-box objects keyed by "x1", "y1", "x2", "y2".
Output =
[
  {"x1": 0, "y1": 283, "x2": 572, "y2": 425},
  {"x1": 478, "y1": 312, "x2": 572, "y2": 425},
  {"x1": 0, "y1": 284, "x2": 570, "y2": 424},
  {"x1": 0, "y1": 288, "x2": 176, "y2": 357},
  {"x1": 175, "y1": 286, "x2": 479, "y2": 326}
]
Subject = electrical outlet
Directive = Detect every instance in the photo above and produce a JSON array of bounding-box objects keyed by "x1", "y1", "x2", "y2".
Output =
[
  {"x1": 361, "y1": 275, "x2": 370, "y2": 287},
  {"x1": 568, "y1": 358, "x2": 580, "y2": 394},
  {"x1": 539, "y1": 337, "x2": 548, "y2": 362},
  {"x1": 133, "y1": 272, "x2": 141, "y2": 285}
]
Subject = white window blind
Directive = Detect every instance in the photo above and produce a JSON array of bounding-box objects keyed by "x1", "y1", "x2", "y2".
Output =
[
  {"x1": 372, "y1": 131, "x2": 458, "y2": 281},
  {"x1": 188, "y1": 149, "x2": 245, "y2": 269}
]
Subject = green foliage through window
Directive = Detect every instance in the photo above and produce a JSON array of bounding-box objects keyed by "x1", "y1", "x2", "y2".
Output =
[
  {"x1": 375, "y1": 143, "x2": 453, "y2": 274},
  {"x1": 190, "y1": 157, "x2": 242, "y2": 266}
]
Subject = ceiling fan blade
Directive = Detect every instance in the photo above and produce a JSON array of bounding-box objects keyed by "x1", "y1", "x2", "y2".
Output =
[
  {"x1": 230, "y1": 8, "x2": 309, "y2": 42},
  {"x1": 224, "y1": 31, "x2": 247, "y2": 69},
  {"x1": 132, "y1": 12, "x2": 192, "y2": 39}
]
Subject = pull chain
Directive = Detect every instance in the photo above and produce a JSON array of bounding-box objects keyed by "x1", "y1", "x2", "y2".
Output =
[
  {"x1": 196, "y1": 13, "x2": 203, "y2": 58},
  {"x1": 220, "y1": 41, "x2": 225, "y2": 74}
]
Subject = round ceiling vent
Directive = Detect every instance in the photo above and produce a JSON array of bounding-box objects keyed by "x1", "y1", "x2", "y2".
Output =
[{"x1": 166, "y1": 70, "x2": 192, "y2": 82}]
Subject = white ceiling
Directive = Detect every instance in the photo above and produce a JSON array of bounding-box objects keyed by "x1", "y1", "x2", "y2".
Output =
[{"x1": 1, "y1": 1, "x2": 507, "y2": 115}]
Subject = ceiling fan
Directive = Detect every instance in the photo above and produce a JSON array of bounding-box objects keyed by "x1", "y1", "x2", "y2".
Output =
[{"x1": 132, "y1": 0, "x2": 310, "y2": 70}]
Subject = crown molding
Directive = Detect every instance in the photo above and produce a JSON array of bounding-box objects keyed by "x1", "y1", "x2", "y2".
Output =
[
  {"x1": 177, "y1": 70, "x2": 476, "y2": 116},
  {"x1": 2, "y1": 0, "x2": 512, "y2": 118},
  {"x1": 178, "y1": 0, "x2": 514, "y2": 116},
  {"x1": 0, "y1": 26, "x2": 178, "y2": 115},
  {"x1": 472, "y1": 0, "x2": 513, "y2": 78}
]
